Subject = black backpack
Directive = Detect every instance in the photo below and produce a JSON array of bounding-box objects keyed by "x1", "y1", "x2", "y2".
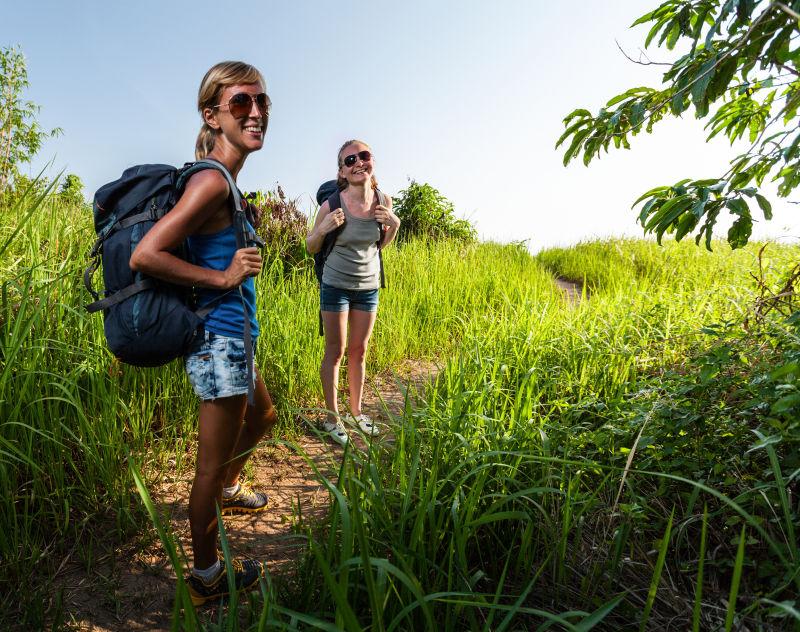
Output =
[
  {"x1": 313, "y1": 180, "x2": 387, "y2": 334},
  {"x1": 85, "y1": 159, "x2": 263, "y2": 389}
]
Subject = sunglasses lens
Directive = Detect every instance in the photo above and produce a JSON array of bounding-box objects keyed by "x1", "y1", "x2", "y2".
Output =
[
  {"x1": 228, "y1": 93, "x2": 252, "y2": 119},
  {"x1": 343, "y1": 151, "x2": 371, "y2": 168},
  {"x1": 255, "y1": 93, "x2": 270, "y2": 116}
]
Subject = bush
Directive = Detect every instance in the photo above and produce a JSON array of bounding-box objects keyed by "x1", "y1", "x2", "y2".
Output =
[
  {"x1": 246, "y1": 185, "x2": 308, "y2": 272},
  {"x1": 392, "y1": 180, "x2": 476, "y2": 243},
  {"x1": 58, "y1": 174, "x2": 86, "y2": 207}
]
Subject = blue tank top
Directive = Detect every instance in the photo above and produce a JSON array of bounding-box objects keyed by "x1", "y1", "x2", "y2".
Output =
[{"x1": 187, "y1": 223, "x2": 259, "y2": 339}]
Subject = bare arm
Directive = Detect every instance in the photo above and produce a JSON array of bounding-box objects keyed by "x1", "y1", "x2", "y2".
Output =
[
  {"x1": 306, "y1": 200, "x2": 345, "y2": 254},
  {"x1": 129, "y1": 170, "x2": 261, "y2": 290}
]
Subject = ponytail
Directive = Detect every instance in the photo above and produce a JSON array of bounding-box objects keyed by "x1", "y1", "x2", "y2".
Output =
[{"x1": 195, "y1": 123, "x2": 217, "y2": 160}]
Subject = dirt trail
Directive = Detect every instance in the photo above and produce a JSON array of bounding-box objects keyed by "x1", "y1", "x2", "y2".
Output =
[
  {"x1": 554, "y1": 277, "x2": 583, "y2": 304},
  {"x1": 54, "y1": 360, "x2": 438, "y2": 631}
]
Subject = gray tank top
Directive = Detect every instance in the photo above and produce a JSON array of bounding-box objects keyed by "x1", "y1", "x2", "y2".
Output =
[{"x1": 321, "y1": 193, "x2": 383, "y2": 290}]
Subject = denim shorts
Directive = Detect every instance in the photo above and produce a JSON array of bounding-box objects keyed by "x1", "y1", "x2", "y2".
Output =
[
  {"x1": 320, "y1": 283, "x2": 379, "y2": 313},
  {"x1": 185, "y1": 331, "x2": 254, "y2": 400}
]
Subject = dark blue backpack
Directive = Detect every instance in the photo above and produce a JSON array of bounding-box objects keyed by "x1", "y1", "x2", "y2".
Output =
[{"x1": 84, "y1": 159, "x2": 262, "y2": 370}]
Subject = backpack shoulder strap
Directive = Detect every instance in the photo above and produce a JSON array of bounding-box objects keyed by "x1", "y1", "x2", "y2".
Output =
[
  {"x1": 321, "y1": 189, "x2": 343, "y2": 258},
  {"x1": 374, "y1": 188, "x2": 389, "y2": 246},
  {"x1": 374, "y1": 188, "x2": 387, "y2": 289},
  {"x1": 326, "y1": 189, "x2": 341, "y2": 213}
]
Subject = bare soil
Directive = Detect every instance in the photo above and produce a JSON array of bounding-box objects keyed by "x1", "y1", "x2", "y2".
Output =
[
  {"x1": 554, "y1": 277, "x2": 584, "y2": 304},
  {"x1": 53, "y1": 360, "x2": 438, "y2": 631}
]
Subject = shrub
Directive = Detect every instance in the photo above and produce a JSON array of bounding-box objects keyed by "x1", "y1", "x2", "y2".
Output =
[
  {"x1": 58, "y1": 174, "x2": 86, "y2": 207},
  {"x1": 392, "y1": 180, "x2": 476, "y2": 243},
  {"x1": 246, "y1": 185, "x2": 308, "y2": 272}
]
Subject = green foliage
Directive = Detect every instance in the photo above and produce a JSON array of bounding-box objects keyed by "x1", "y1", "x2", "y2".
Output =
[
  {"x1": 0, "y1": 46, "x2": 61, "y2": 193},
  {"x1": 246, "y1": 185, "x2": 309, "y2": 272},
  {"x1": 154, "y1": 237, "x2": 798, "y2": 630},
  {"x1": 58, "y1": 173, "x2": 85, "y2": 207},
  {"x1": 557, "y1": 1, "x2": 800, "y2": 250},
  {"x1": 392, "y1": 179, "x2": 477, "y2": 243},
  {"x1": 4, "y1": 174, "x2": 800, "y2": 628}
]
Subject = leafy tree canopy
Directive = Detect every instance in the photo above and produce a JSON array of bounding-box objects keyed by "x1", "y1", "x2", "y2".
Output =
[
  {"x1": 0, "y1": 45, "x2": 61, "y2": 193},
  {"x1": 557, "y1": 0, "x2": 800, "y2": 250}
]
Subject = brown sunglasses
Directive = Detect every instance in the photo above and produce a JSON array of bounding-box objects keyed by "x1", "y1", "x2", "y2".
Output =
[{"x1": 213, "y1": 92, "x2": 271, "y2": 120}]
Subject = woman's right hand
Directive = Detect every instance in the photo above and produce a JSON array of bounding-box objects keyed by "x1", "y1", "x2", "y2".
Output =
[
  {"x1": 222, "y1": 247, "x2": 262, "y2": 289},
  {"x1": 319, "y1": 208, "x2": 345, "y2": 234}
]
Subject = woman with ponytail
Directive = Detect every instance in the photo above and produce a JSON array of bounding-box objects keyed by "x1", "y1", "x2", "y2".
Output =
[
  {"x1": 130, "y1": 61, "x2": 274, "y2": 605},
  {"x1": 306, "y1": 140, "x2": 401, "y2": 445}
]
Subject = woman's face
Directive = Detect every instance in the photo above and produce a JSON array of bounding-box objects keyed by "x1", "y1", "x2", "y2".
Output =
[
  {"x1": 338, "y1": 142, "x2": 373, "y2": 186},
  {"x1": 206, "y1": 82, "x2": 268, "y2": 153}
]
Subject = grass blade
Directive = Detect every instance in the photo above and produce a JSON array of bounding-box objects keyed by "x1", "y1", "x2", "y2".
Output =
[
  {"x1": 692, "y1": 504, "x2": 708, "y2": 632},
  {"x1": 724, "y1": 525, "x2": 747, "y2": 632},
  {"x1": 640, "y1": 507, "x2": 674, "y2": 632}
]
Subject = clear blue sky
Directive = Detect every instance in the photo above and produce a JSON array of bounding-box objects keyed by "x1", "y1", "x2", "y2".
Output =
[{"x1": 4, "y1": 0, "x2": 799, "y2": 251}]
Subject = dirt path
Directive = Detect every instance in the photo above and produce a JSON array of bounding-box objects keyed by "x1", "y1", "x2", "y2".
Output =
[
  {"x1": 54, "y1": 360, "x2": 438, "y2": 631},
  {"x1": 554, "y1": 277, "x2": 584, "y2": 304}
]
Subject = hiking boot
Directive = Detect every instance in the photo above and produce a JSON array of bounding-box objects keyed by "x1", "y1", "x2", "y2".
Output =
[
  {"x1": 322, "y1": 419, "x2": 349, "y2": 446},
  {"x1": 186, "y1": 557, "x2": 263, "y2": 606},
  {"x1": 353, "y1": 413, "x2": 379, "y2": 436},
  {"x1": 221, "y1": 484, "x2": 269, "y2": 515}
]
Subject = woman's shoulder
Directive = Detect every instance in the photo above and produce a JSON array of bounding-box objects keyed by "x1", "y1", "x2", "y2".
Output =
[{"x1": 183, "y1": 168, "x2": 230, "y2": 204}]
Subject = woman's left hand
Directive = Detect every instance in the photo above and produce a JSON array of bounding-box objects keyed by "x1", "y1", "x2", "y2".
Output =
[{"x1": 375, "y1": 205, "x2": 400, "y2": 229}]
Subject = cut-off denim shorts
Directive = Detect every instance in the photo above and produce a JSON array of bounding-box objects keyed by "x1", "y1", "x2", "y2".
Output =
[
  {"x1": 185, "y1": 331, "x2": 254, "y2": 400},
  {"x1": 320, "y1": 283, "x2": 379, "y2": 313}
]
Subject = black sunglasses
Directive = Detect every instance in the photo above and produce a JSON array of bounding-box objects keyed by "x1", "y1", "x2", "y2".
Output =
[
  {"x1": 213, "y1": 92, "x2": 271, "y2": 120},
  {"x1": 342, "y1": 150, "x2": 372, "y2": 168}
]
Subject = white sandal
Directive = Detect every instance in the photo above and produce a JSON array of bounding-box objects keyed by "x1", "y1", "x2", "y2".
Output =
[
  {"x1": 322, "y1": 419, "x2": 349, "y2": 445},
  {"x1": 354, "y1": 413, "x2": 379, "y2": 436}
]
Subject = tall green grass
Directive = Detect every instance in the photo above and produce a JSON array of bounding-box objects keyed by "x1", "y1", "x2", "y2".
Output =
[
  {"x1": 0, "y1": 191, "x2": 557, "y2": 626},
  {"x1": 2, "y1": 189, "x2": 799, "y2": 629}
]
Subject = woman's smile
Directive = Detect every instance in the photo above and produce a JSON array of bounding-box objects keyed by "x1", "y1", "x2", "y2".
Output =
[{"x1": 242, "y1": 123, "x2": 263, "y2": 139}]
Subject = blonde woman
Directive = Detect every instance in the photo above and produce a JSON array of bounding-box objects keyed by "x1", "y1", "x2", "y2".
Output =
[
  {"x1": 130, "y1": 61, "x2": 274, "y2": 605},
  {"x1": 306, "y1": 140, "x2": 401, "y2": 445}
]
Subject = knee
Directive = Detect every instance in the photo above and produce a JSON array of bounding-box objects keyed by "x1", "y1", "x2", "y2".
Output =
[
  {"x1": 323, "y1": 343, "x2": 345, "y2": 365},
  {"x1": 193, "y1": 465, "x2": 227, "y2": 489},
  {"x1": 348, "y1": 343, "x2": 367, "y2": 364}
]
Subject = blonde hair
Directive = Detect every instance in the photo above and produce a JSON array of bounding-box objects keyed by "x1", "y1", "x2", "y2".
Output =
[
  {"x1": 336, "y1": 139, "x2": 379, "y2": 191},
  {"x1": 195, "y1": 61, "x2": 266, "y2": 160}
]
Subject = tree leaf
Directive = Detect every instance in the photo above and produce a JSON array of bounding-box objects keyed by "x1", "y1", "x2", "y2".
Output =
[
  {"x1": 727, "y1": 215, "x2": 752, "y2": 249},
  {"x1": 726, "y1": 198, "x2": 749, "y2": 216},
  {"x1": 755, "y1": 193, "x2": 773, "y2": 220}
]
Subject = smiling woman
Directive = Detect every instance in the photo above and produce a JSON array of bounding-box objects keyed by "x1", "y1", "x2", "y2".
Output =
[
  {"x1": 129, "y1": 60, "x2": 275, "y2": 606},
  {"x1": 306, "y1": 140, "x2": 402, "y2": 445}
]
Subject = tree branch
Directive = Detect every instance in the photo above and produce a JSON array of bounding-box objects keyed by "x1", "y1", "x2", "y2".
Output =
[
  {"x1": 773, "y1": 1, "x2": 800, "y2": 22},
  {"x1": 615, "y1": 40, "x2": 672, "y2": 66}
]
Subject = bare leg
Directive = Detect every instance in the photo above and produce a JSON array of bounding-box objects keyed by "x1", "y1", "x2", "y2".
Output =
[
  {"x1": 224, "y1": 369, "x2": 277, "y2": 487},
  {"x1": 189, "y1": 395, "x2": 246, "y2": 569},
  {"x1": 347, "y1": 309, "x2": 377, "y2": 417},
  {"x1": 320, "y1": 310, "x2": 347, "y2": 424}
]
